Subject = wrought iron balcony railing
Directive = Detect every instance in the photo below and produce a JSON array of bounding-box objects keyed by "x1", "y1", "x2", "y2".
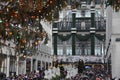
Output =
[{"x1": 53, "y1": 18, "x2": 106, "y2": 32}]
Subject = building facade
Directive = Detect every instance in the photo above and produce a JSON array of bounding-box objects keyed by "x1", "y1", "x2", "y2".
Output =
[
  {"x1": 106, "y1": 5, "x2": 120, "y2": 78},
  {"x1": 0, "y1": 20, "x2": 53, "y2": 77},
  {"x1": 52, "y1": 1, "x2": 106, "y2": 64}
]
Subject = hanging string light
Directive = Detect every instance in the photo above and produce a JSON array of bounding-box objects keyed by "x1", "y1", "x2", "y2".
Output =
[{"x1": 0, "y1": 0, "x2": 67, "y2": 56}]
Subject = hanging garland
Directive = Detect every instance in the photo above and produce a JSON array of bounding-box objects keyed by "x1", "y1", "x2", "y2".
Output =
[
  {"x1": 95, "y1": 34, "x2": 105, "y2": 41},
  {"x1": 58, "y1": 34, "x2": 71, "y2": 41},
  {"x1": 76, "y1": 34, "x2": 90, "y2": 41},
  {"x1": 106, "y1": 0, "x2": 120, "y2": 12}
]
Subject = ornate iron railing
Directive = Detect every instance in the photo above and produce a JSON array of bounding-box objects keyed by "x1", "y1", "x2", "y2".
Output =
[{"x1": 53, "y1": 18, "x2": 106, "y2": 31}]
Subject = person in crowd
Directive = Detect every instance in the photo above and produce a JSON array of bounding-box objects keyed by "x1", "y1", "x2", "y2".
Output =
[
  {"x1": 96, "y1": 76, "x2": 102, "y2": 80},
  {"x1": 24, "y1": 74, "x2": 28, "y2": 80}
]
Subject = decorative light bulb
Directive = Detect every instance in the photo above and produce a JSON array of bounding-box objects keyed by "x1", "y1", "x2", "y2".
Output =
[
  {"x1": 0, "y1": 19, "x2": 2, "y2": 23},
  {"x1": 9, "y1": 32, "x2": 13, "y2": 35},
  {"x1": 23, "y1": 55, "x2": 27, "y2": 58},
  {"x1": 35, "y1": 41, "x2": 38, "y2": 45},
  {"x1": 50, "y1": 1, "x2": 52, "y2": 4}
]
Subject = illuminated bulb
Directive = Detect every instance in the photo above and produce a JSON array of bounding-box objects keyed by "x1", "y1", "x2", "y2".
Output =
[
  {"x1": 9, "y1": 32, "x2": 13, "y2": 35},
  {"x1": 7, "y1": 8, "x2": 9, "y2": 12},
  {"x1": 0, "y1": 35, "x2": 2, "y2": 38},
  {"x1": 118, "y1": 0, "x2": 120, "y2": 3},
  {"x1": 117, "y1": 6, "x2": 119, "y2": 10},
  {"x1": 35, "y1": 41, "x2": 38, "y2": 45},
  {"x1": 39, "y1": 10, "x2": 41, "y2": 13},
  {"x1": 28, "y1": 23, "x2": 31, "y2": 26},
  {"x1": 50, "y1": 1, "x2": 52, "y2": 4},
  {"x1": 38, "y1": 40, "x2": 41, "y2": 43},
  {"x1": 22, "y1": 39, "x2": 26, "y2": 43},
  {"x1": 15, "y1": 11, "x2": 18, "y2": 13},
  {"x1": 21, "y1": 45, "x2": 24, "y2": 48},
  {"x1": 24, "y1": 19, "x2": 27, "y2": 21},
  {"x1": 0, "y1": 19, "x2": 2, "y2": 23},
  {"x1": 36, "y1": 17, "x2": 39, "y2": 21},
  {"x1": 49, "y1": 12, "x2": 51, "y2": 14},
  {"x1": 5, "y1": 23, "x2": 9, "y2": 27},
  {"x1": 5, "y1": 28, "x2": 9, "y2": 31},
  {"x1": 23, "y1": 55, "x2": 27, "y2": 58},
  {"x1": 41, "y1": 16, "x2": 43, "y2": 18},
  {"x1": 31, "y1": 16, "x2": 35, "y2": 18},
  {"x1": 36, "y1": 18, "x2": 39, "y2": 21}
]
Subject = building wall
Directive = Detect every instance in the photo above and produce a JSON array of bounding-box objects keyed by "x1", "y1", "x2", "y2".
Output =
[
  {"x1": 106, "y1": 6, "x2": 112, "y2": 59},
  {"x1": 106, "y1": 6, "x2": 120, "y2": 78},
  {"x1": 111, "y1": 35, "x2": 120, "y2": 78},
  {"x1": 0, "y1": 20, "x2": 53, "y2": 76},
  {"x1": 112, "y1": 12, "x2": 120, "y2": 34},
  {"x1": 111, "y1": 10, "x2": 120, "y2": 78}
]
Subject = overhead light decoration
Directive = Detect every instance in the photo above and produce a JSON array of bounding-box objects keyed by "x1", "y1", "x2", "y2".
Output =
[{"x1": 0, "y1": 0, "x2": 67, "y2": 57}]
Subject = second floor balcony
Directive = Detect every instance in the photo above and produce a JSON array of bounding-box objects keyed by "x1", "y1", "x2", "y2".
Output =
[{"x1": 53, "y1": 17, "x2": 106, "y2": 32}]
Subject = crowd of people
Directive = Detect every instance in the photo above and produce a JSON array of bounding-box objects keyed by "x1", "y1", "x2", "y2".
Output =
[
  {"x1": 0, "y1": 70, "x2": 45, "y2": 80},
  {"x1": 0, "y1": 64, "x2": 112, "y2": 80},
  {"x1": 70, "y1": 67, "x2": 110, "y2": 80}
]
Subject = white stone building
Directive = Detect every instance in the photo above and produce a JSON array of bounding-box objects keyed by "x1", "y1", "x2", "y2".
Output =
[
  {"x1": 106, "y1": 6, "x2": 120, "y2": 79},
  {"x1": 0, "y1": 20, "x2": 53, "y2": 77}
]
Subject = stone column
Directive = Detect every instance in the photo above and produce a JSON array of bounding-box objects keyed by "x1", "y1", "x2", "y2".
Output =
[
  {"x1": 101, "y1": 43, "x2": 104, "y2": 62},
  {"x1": 41, "y1": 60, "x2": 42, "y2": 70},
  {"x1": 16, "y1": 56, "x2": 19, "y2": 75},
  {"x1": 45, "y1": 62, "x2": 46, "y2": 70},
  {"x1": 4, "y1": 57, "x2": 7, "y2": 74},
  {"x1": 24, "y1": 59, "x2": 26, "y2": 74},
  {"x1": 35, "y1": 60, "x2": 38, "y2": 71},
  {"x1": 1, "y1": 59, "x2": 5, "y2": 73},
  {"x1": 6, "y1": 55, "x2": 10, "y2": 77},
  {"x1": 31, "y1": 58, "x2": 33, "y2": 72}
]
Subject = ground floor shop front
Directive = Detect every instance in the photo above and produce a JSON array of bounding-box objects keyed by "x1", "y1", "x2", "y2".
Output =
[{"x1": 0, "y1": 53, "x2": 53, "y2": 77}]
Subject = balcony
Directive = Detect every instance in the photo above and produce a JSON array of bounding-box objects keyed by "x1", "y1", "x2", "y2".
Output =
[{"x1": 53, "y1": 18, "x2": 106, "y2": 32}]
